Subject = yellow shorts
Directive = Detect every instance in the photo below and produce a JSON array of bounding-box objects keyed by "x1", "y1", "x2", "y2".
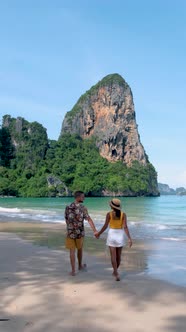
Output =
[{"x1": 65, "y1": 237, "x2": 84, "y2": 250}]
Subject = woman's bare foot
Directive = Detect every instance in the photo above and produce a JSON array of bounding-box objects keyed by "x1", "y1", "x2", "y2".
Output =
[
  {"x1": 113, "y1": 271, "x2": 120, "y2": 281},
  {"x1": 115, "y1": 275, "x2": 120, "y2": 281},
  {"x1": 69, "y1": 271, "x2": 76, "y2": 276}
]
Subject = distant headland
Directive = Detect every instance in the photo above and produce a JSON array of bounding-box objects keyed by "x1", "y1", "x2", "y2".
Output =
[{"x1": 158, "y1": 183, "x2": 186, "y2": 195}]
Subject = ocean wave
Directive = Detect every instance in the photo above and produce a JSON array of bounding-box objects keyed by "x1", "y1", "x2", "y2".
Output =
[
  {"x1": 0, "y1": 207, "x2": 21, "y2": 213},
  {"x1": 159, "y1": 237, "x2": 186, "y2": 242},
  {"x1": 0, "y1": 206, "x2": 65, "y2": 223},
  {"x1": 129, "y1": 221, "x2": 186, "y2": 231}
]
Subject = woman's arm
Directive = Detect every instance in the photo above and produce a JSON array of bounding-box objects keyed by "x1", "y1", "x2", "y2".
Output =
[
  {"x1": 96, "y1": 212, "x2": 110, "y2": 237},
  {"x1": 123, "y1": 213, "x2": 132, "y2": 247}
]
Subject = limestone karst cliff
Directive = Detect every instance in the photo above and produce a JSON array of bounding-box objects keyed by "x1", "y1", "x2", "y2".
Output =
[
  {"x1": 60, "y1": 74, "x2": 148, "y2": 166},
  {"x1": 0, "y1": 75, "x2": 159, "y2": 197}
]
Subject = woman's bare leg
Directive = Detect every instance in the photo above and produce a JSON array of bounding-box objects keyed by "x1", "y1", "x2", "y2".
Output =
[
  {"x1": 116, "y1": 247, "x2": 123, "y2": 268},
  {"x1": 109, "y1": 246, "x2": 120, "y2": 280}
]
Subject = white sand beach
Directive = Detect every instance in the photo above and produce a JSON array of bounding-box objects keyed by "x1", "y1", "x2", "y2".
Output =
[{"x1": 0, "y1": 232, "x2": 186, "y2": 332}]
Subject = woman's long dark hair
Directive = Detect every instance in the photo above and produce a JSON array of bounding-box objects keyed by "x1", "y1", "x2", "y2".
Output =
[{"x1": 113, "y1": 208, "x2": 121, "y2": 218}]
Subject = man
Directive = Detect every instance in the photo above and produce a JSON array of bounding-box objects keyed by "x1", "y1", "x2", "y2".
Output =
[{"x1": 65, "y1": 191, "x2": 97, "y2": 276}]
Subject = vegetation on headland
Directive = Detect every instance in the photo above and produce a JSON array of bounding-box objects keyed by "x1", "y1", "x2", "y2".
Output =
[{"x1": 0, "y1": 115, "x2": 158, "y2": 197}]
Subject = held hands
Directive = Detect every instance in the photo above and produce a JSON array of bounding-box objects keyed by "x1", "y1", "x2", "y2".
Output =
[{"x1": 94, "y1": 231, "x2": 100, "y2": 239}]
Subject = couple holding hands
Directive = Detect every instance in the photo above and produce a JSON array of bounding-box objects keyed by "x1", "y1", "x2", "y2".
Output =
[{"x1": 65, "y1": 191, "x2": 132, "y2": 281}]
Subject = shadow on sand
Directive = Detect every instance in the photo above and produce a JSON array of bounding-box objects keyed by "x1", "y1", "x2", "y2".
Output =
[{"x1": 0, "y1": 233, "x2": 186, "y2": 332}]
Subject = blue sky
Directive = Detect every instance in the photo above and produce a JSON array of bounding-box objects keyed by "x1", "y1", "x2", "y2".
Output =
[{"x1": 0, "y1": 0, "x2": 186, "y2": 188}]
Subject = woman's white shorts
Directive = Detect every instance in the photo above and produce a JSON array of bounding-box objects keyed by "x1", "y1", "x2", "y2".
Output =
[{"x1": 106, "y1": 228, "x2": 125, "y2": 247}]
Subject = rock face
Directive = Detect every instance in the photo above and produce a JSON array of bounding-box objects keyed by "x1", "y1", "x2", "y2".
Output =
[
  {"x1": 2, "y1": 115, "x2": 48, "y2": 161},
  {"x1": 47, "y1": 175, "x2": 71, "y2": 196},
  {"x1": 176, "y1": 187, "x2": 186, "y2": 195},
  {"x1": 158, "y1": 183, "x2": 186, "y2": 196},
  {"x1": 158, "y1": 183, "x2": 175, "y2": 195},
  {"x1": 61, "y1": 74, "x2": 148, "y2": 166}
]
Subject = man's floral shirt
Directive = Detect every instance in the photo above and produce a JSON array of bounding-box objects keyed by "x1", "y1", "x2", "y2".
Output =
[{"x1": 65, "y1": 202, "x2": 89, "y2": 239}]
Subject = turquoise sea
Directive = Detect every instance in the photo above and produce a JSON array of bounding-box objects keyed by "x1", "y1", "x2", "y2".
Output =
[{"x1": 0, "y1": 195, "x2": 186, "y2": 287}]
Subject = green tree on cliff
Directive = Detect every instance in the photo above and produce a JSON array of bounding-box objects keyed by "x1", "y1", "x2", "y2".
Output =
[
  {"x1": 0, "y1": 115, "x2": 159, "y2": 197},
  {"x1": 0, "y1": 127, "x2": 14, "y2": 167}
]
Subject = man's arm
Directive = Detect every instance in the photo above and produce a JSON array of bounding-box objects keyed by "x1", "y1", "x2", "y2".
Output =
[
  {"x1": 65, "y1": 206, "x2": 68, "y2": 225},
  {"x1": 87, "y1": 216, "x2": 97, "y2": 234}
]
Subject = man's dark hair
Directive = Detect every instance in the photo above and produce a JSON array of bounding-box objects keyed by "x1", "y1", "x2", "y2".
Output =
[{"x1": 74, "y1": 191, "x2": 84, "y2": 198}]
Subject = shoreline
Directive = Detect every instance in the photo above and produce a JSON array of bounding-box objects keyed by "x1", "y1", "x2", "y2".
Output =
[
  {"x1": 0, "y1": 220, "x2": 186, "y2": 288},
  {"x1": 0, "y1": 220, "x2": 107, "y2": 257}
]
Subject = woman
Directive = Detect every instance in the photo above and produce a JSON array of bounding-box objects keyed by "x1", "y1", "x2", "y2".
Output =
[{"x1": 96, "y1": 198, "x2": 132, "y2": 281}]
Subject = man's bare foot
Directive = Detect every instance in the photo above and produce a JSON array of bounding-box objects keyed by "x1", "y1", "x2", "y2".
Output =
[
  {"x1": 69, "y1": 271, "x2": 76, "y2": 276},
  {"x1": 78, "y1": 263, "x2": 87, "y2": 271}
]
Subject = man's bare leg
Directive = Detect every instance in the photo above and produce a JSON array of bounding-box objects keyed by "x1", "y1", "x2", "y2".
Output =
[
  {"x1": 109, "y1": 246, "x2": 120, "y2": 281},
  {"x1": 77, "y1": 247, "x2": 87, "y2": 270},
  {"x1": 69, "y1": 249, "x2": 76, "y2": 276}
]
